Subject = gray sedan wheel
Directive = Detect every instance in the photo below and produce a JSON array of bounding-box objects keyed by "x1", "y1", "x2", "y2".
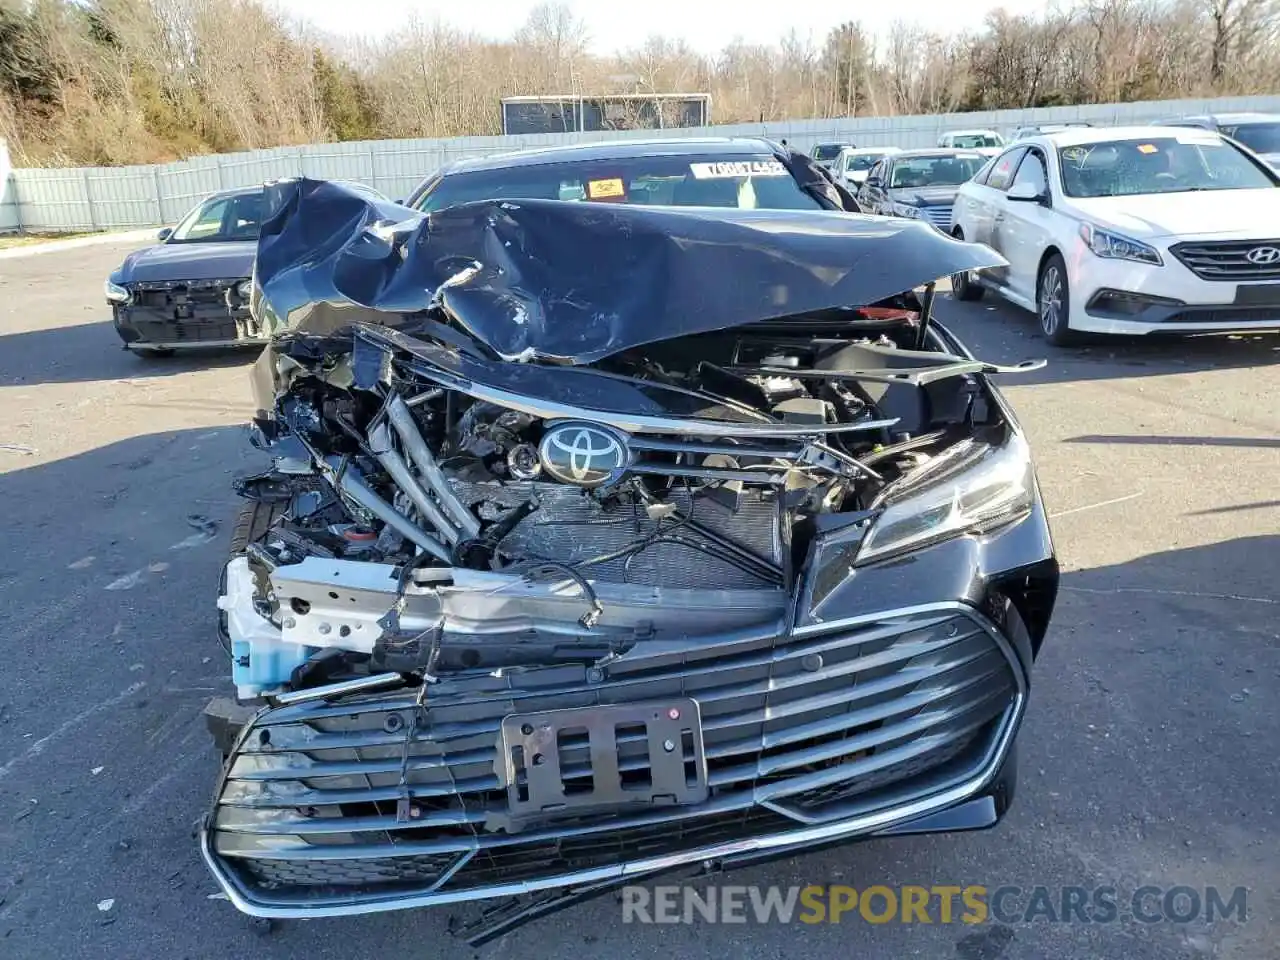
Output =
[{"x1": 1037, "y1": 254, "x2": 1079, "y2": 346}]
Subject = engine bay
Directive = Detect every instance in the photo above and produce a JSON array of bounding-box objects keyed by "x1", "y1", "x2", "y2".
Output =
[{"x1": 222, "y1": 310, "x2": 1032, "y2": 698}]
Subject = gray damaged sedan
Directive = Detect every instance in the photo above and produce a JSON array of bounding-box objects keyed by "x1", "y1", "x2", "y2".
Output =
[{"x1": 202, "y1": 170, "x2": 1059, "y2": 943}]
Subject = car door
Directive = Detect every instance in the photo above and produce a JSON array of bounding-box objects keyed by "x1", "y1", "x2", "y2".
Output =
[
  {"x1": 969, "y1": 146, "x2": 1027, "y2": 286},
  {"x1": 998, "y1": 147, "x2": 1055, "y2": 302},
  {"x1": 859, "y1": 159, "x2": 889, "y2": 213},
  {"x1": 956, "y1": 147, "x2": 1023, "y2": 246}
]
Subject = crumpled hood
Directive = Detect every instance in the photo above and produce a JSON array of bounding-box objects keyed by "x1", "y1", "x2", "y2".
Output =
[
  {"x1": 1068, "y1": 188, "x2": 1280, "y2": 239},
  {"x1": 254, "y1": 178, "x2": 1005, "y2": 364},
  {"x1": 888, "y1": 186, "x2": 960, "y2": 207},
  {"x1": 116, "y1": 241, "x2": 256, "y2": 283}
]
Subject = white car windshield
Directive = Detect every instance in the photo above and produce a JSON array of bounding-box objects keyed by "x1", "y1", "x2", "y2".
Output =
[
  {"x1": 950, "y1": 134, "x2": 1002, "y2": 148},
  {"x1": 1058, "y1": 135, "x2": 1277, "y2": 198},
  {"x1": 846, "y1": 153, "x2": 885, "y2": 172}
]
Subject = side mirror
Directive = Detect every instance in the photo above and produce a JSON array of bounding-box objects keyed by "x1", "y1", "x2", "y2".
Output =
[
  {"x1": 157, "y1": 227, "x2": 172, "y2": 241},
  {"x1": 1007, "y1": 182, "x2": 1045, "y2": 203},
  {"x1": 865, "y1": 175, "x2": 882, "y2": 188}
]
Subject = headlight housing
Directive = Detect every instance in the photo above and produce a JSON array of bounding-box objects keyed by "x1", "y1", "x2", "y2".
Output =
[
  {"x1": 105, "y1": 279, "x2": 130, "y2": 303},
  {"x1": 889, "y1": 201, "x2": 922, "y2": 219},
  {"x1": 236, "y1": 279, "x2": 253, "y2": 298},
  {"x1": 1078, "y1": 222, "x2": 1162, "y2": 265},
  {"x1": 855, "y1": 433, "x2": 1036, "y2": 565}
]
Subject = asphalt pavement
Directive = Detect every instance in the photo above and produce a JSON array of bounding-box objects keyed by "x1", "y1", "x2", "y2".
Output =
[{"x1": 0, "y1": 241, "x2": 1277, "y2": 960}]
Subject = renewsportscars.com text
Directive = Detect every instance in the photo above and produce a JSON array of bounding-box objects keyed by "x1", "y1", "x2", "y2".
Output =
[{"x1": 621, "y1": 884, "x2": 1249, "y2": 925}]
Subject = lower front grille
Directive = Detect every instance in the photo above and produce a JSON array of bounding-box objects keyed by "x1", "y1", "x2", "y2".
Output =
[
  {"x1": 128, "y1": 318, "x2": 241, "y2": 342},
  {"x1": 207, "y1": 603, "x2": 1023, "y2": 911},
  {"x1": 1163, "y1": 307, "x2": 1280, "y2": 325}
]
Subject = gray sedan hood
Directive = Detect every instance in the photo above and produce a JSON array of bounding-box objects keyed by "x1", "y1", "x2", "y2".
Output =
[
  {"x1": 117, "y1": 240, "x2": 256, "y2": 283},
  {"x1": 253, "y1": 178, "x2": 1005, "y2": 364}
]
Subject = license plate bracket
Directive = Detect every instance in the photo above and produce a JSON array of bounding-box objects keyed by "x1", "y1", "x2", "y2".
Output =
[{"x1": 495, "y1": 699, "x2": 707, "y2": 830}]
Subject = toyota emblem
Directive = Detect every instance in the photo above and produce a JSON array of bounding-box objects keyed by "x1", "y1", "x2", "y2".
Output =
[
  {"x1": 1245, "y1": 245, "x2": 1280, "y2": 265},
  {"x1": 537, "y1": 421, "x2": 628, "y2": 488}
]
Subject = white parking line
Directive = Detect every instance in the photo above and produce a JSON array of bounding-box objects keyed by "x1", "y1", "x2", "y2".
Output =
[
  {"x1": 1049, "y1": 491, "x2": 1144, "y2": 519},
  {"x1": 0, "y1": 681, "x2": 146, "y2": 781}
]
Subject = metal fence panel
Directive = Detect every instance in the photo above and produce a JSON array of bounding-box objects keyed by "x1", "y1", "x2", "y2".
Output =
[{"x1": 5, "y1": 94, "x2": 1280, "y2": 232}]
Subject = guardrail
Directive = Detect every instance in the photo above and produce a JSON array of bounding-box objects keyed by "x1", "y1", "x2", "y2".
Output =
[{"x1": 3, "y1": 94, "x2": 1279, "y2": 233}]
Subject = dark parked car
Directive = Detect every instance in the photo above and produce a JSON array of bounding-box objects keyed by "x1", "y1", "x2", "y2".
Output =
[
  {"x1": 202, "y1": 169, "x2": 1057, "y2": 941},
  {"x1": 856, "y1": 149, "x2": 989, "y2": 229},
  {"x1": 106, "y1": 187, "x2": 265, "y2": 355},
  {"x1": 403, "y1": 137, "x2": 860, "y2": 213},
  {"x1": 1152, "y1": 112, "x2": 1280, "y2": 169}
]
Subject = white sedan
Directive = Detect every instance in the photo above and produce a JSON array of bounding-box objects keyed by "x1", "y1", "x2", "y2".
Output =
[
  {"x1": 950, "y1": 126, "x2": 1280, "y2": 344},
  {"x1": 830, "y1": 146, "x2": 901, "y2": 189}
]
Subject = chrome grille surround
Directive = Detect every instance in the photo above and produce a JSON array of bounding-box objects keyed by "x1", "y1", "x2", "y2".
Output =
[
  {"x1": 1170, "y1": 239, "x2": 1280, "y2": 281},
  {"x1": 202, "y1": 601, "x2": 1027, "y2": 917},
  {"x1": 919, "y1": 206, "x2": 954, "y2": 231}
]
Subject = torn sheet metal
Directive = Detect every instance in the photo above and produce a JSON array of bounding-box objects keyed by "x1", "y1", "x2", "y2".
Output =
[{"x1": 254, "y1": 178, "x2": 1007, "y2": 364}]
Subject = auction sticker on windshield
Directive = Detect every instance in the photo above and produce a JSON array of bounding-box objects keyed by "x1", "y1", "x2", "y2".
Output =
[
  {"x1": 690, "y1": 161, "x2": 789, "y2": 179},
  {"x1": 587, "y1": 178, "x2": 626, "y2": 200}
]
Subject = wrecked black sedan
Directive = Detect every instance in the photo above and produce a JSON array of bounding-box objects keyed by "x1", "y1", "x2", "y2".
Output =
[{"x1": 203, "y1": 177, "x2": 1058, "y2": 935}]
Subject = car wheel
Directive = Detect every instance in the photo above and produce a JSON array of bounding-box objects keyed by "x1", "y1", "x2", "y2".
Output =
[
  {"x1": 950, "y1": 233, "x2": 984, "y2": 301},
  {"x1": 1037, "y1": 254, "x2": 1079, "y2": 345}
]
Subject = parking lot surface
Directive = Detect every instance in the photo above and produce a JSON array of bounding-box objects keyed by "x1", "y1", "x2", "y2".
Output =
[{"x1": 1, "y1": 241, "x2": 1276, "y2": 959}]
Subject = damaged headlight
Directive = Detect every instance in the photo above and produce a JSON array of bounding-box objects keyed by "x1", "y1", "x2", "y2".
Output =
[
  {"x1": 105, "y1": 278, "x2": 130, "y2": 303},
  {"x1": 856, "y1": 433, "x2": 1035, "y2": 565}
]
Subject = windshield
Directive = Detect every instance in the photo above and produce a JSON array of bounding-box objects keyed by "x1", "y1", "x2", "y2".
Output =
[
  {"x1": 890, "y1": 155, "x2": 987, "y2": 188},
  {"x1": 811, "y1": 144, "x2": 845, "y2": 161},
  {"x1": 846, "y1": 153, "x2": 885, "y2": 172},
  {"x1": 168, "y1": 192, "x2": 263, "y2": 243},
  {"x1": 950, "y1": 134, "x2": 1002, "y2": 148},
  {"x1": 414, "y1": 155, "x2": 825, "y2": 212},
  {"x1": 1223, "y1": 122, "x2": 1280, "y2": 155},
  {"x1": 1058, "y1": 135, "x2": 1278, "y2": 197}
]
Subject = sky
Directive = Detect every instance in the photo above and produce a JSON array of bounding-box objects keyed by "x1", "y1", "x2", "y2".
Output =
[{"x1": 276, "y1": 0, "x2": 1052, "y2": 55}]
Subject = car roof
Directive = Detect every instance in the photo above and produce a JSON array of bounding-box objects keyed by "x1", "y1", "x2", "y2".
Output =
[
  {"x1": 207, "y1": 185, "x2": 264, "y2": 201},
  {"x1": 439, "y1": 137, "x2": 780, "y2": 174},
  {"x1": 891, "y1": 148, "x2": 988, "y2": 159},
  {"x1": 943, "y1": 128, "x2": 1001, "y2": 136},
  {"x1": 839, "y1": 146, "x2": 898, "y2": 154},
  {"x1": 1159, "y1": 112, "x2": 1280, "y2": 124},
  {"x1": 1038, "y1": 124, "x2": 1231, "y2": 146}
]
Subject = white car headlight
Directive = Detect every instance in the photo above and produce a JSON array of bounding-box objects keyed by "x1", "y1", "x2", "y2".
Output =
[
  {"x1": 889, "y1": 201, "x2": 922, "y2": 219},
  {"x1": 236, "y1": 279, "x2": 253, "y2": 298},
  {"x1": 1078, "y1": 222, "x2": 1162, "y2": 265},
  {"x1": 105, "y1": 279, "x2": 130, "y2": 303},
  {"x1": 855, "y1": 433, "x2": 1036, "y2": 565}
]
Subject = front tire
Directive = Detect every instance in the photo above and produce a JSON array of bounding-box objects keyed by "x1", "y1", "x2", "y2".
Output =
[
  {"x1": 1037, "y1": 253, "x2": 1079, "y2": 345},
  {"x1": 950, "y1": 231, "x2": 984, "y2": 301}
]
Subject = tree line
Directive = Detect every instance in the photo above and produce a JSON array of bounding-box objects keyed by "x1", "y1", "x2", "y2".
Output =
[{"x1": 1, "y1": 0, "x2": 1277, "y2": 167}]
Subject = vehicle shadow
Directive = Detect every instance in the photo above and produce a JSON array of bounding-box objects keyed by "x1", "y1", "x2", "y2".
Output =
[
  {"x1": 937, "y1": 293, "x2": 1280, "y2": 387},
  {"x1": 0, "y1": 318, "x2": 259, "y2": 388}
]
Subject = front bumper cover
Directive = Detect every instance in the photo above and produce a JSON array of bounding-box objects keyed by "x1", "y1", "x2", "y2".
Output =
[{"x1": 201, "y1": 600, "x2": 1028, "y2": 919}]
